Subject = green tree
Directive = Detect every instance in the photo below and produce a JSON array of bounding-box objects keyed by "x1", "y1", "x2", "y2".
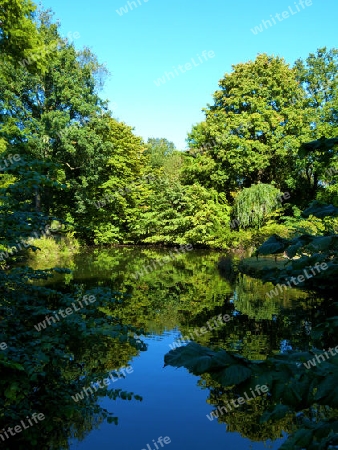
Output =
[
  {"x1": 185, "y1": 54, "x2": 308, "y2": 198},
  {"x1": 0, "y1": 5, "x2": 144, "y2": 448},
  {"x1": 293, "y1": 48, "x2": 338, "y2": 201},
  {"x1": 90, "y1": 117, "x2": 147, "y2": 244},
  {"x1": 0, "y1": 0, "x2": 47, "y2": 72},
  {"x1": 294, "y1": 47, "x2": 338, "y2": 139},
  {"x1": 298, "y1": 137, "x2": 338, "y2": 205},
  {"x1": 133, "y1": 180, "x2": 232, "y2": 248},
  {"x1": 189, "y1": 54, "x2": 306, "y2": 198},
  {"x1": 233, "y1": 183, "x2": 286, "y2": 230},
  {"x1": 0, "y1": 9, "x2": 121, "y2": 241},
  {"x1": 145, "y1": 137, "x2": 176, "y2": 169}
]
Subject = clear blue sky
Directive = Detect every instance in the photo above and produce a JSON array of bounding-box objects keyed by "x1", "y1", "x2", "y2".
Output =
[{"x1": 40, "y1": 0, "x2": 337, "y2": 150}]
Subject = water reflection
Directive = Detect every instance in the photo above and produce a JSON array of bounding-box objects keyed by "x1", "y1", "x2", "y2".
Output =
[{"x1": 24, "y1": 247, "x2": 317, "y2": 449}]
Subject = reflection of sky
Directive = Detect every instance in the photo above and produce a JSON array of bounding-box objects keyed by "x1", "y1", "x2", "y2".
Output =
[
  {"x1": 280, "y1": 339, "x2": 293, "y2": 353},
  {"x1": 70, "y1": 331, "x2": 285, "y2": 450},
  {"x1": 229, "y1": 289, "x2": 238, "y2": 303},
  {"x1": 231, "y1": 290, "x2": 242, "y2": 316}
]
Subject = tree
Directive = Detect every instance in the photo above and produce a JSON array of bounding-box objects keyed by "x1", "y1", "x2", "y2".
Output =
[
  {"x1": 133, "y1": 180, "x2": 232, "y2": 248},
  {"x1": 0, "y1": 9, "x2": 117, "y2": 240},
  {"x1": 294, "y1": 47, "x2": 338, "y2": 139},
  {"x1": 185, "y1": 54, "x2": 309, "y2": 198},
  {"x1": 0, "y1": 5, "x2": 144, "y2": 447},
  {"x1": 0, "y1": 0, "x2": 47, "y2": 72},
  {"x1": 144, "y1": 137, "x2": 176, "y2": 169},
  {"x1": 293, "y1": 48, "x2": 338, "y2": 201},
  {"x1": 298, "y1": 137, "x2": 338, "y2": 204},
  {"x1": 233, "y1": 183, "x2": 286, "y2": 230},
  {"x1": 89, "y1": 117, "x2": 147, "y2": 244}
]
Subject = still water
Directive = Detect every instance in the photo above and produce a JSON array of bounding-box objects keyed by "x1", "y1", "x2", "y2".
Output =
[{"x1": 37, "y1": 246, "x2": 314, "y2": 450}]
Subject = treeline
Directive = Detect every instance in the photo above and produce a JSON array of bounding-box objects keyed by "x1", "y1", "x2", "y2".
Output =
[{"x1": 1, "y1": 3, "x2": 338, "y2": 255}]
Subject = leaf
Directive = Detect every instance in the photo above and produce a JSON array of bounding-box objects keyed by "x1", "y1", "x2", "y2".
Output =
[
  {"x1": 214, "y1": 365, "x2": 252, "y2": 387},
  {"x1": 107, "y1": 416, "x2": 118, "y2": 425},
  {"x1": 315, "y1": 375, "x2": 338, "y2": 407},
  {"x1": 260, "y1": 404, "x2": 291, "y2": 423},
  {"x1": 164, "y1": 342, "x2": 216, "y2": 375},
  {"x1": 289, "y1": 428, "x2": 314, "y2": 447}
]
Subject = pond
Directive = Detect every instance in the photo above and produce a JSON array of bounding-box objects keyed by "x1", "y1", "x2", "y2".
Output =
[{"x1": 35, "y1": 246, "x2": 317, "y2": 450}]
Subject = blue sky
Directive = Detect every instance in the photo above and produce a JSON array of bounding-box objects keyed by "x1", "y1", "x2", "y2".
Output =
[{"x1": 40, "y1": 0, "x2": 337, "y2": 150}]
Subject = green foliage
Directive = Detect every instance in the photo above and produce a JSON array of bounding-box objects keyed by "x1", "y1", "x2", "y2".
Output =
[
  {"x1": 297, "y1": 135, "x2": 338, "y2": 204},
  {"x1": 234, "y1": 183, "x2": 285, "y2": 229},
  {"x1": 0, "y1": 8, "x2": 145, "y2": 448},
  {"x1": 0, "y1": 0, "x2": 47, "y2": 73},
  {"x1": 144, "y1": 137, "x2": 176, "y2": 168},
  {"x1": 186, "y1": 54, "x2": 308, "y2": 196},
  {"x1": 0, "y1": 266, "x2": 144, "y2": 448},
  {"x1": 294, "y1": 48, "x2": 338, "y2": 139},
  {"x1": 26, "y1": 234, "x2": 80, "y2": 267},
  {"x1": 0, "y1": 166, "x2": 144, "y2": 448},
  {"x1": 132, "y1": 180, "x2": 232, "y2": 248},
  {"x1": 87, "y1": 117, "x2": 146, "y2": 243}
]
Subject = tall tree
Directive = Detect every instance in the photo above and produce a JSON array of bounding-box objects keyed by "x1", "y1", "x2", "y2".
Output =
[
  {"x1": 90, "y1": 117, "x2": 146, "y2": 244},
  {"x1": 185, "y1": 54, "x2": 309, "y2": 199},
  {"x1": 294, "y1": 47, "x2": 338, "y2": 139},
  {"x1": 0, "y1": 6, "x2": 144, "y2": 446},
  {"x1": 294, "y1": 48, "x2": 338, "y2": 200},
  {"x1": 0, "y1": 9, "x2": 119, "y2": 240},
  {"x1": 0, "y1": 0, "x2": 46, "y2": 72}
]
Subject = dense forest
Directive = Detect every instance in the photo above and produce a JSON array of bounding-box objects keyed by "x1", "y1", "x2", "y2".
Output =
[
  {"x1": 1, "y1": 3, "x2": 338, "y2": 251},
  {"x1": 1, "y1": 1, "x2": 338, "y2": 449}
]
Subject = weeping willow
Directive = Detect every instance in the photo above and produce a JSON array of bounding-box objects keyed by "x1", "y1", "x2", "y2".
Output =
[{"x1": 234, "y1": 183, "x2": 282, "y2": 229}]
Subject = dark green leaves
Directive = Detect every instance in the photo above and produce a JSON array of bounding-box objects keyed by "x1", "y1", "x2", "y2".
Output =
[
  {"x1": 214, "y1": 365, "x2": 252, "y2": 387},
  {"x1": 165, "y1": 342, "x2": 216, "y2": 374}
]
